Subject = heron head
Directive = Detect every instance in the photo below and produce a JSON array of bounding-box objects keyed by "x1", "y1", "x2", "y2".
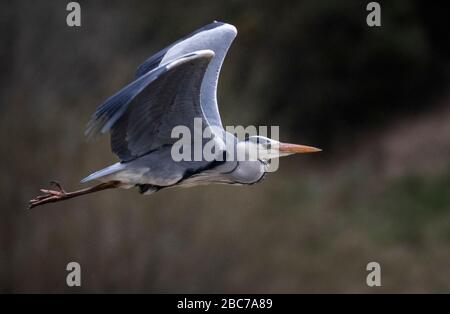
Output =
[{"x1": 243, "y1": 135, "x2": 321, "y2": 161}]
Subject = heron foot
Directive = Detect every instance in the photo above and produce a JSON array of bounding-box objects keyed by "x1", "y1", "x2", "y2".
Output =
[
  {"x1": 29, "y1": 181, "x2": 68, "y2": 209},
  {"x1": 28, "y1": 180, "x2": 121, "y2": 209}
]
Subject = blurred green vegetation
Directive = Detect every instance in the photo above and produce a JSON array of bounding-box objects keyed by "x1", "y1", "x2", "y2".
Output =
[
  {"x1": 0, "y1": 0, "x2": 449, "y2": 292},
  {"x1": 367, "y1": 171, "x2": 450, "y2": 245}
]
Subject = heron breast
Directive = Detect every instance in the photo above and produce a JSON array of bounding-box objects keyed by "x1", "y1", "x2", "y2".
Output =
[{"x1": 228, "y1": 160, "x2": 266, "y2": 185}]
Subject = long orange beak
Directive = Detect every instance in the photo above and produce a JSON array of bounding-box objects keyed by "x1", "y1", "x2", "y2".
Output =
[{"x1": 278, "y1": 143, "x2": 322, "y2": 154}]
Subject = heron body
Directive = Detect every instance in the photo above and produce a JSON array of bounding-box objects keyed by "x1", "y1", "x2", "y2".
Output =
[
  {"x1": 81, "y1": 144, "x2": 267, "y2": 194},
  {"x1": 29, "y1": 21, "x2": 320, "y2": 208}
]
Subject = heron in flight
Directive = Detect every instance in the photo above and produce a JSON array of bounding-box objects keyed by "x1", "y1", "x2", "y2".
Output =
[{"x1": 29, "y1": 21, "x2": 320, "y2": 209}]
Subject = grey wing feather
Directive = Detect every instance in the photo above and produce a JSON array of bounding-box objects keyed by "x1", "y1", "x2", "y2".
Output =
[
  {"x1": 85, "y1": 64, "x2": 167, "y2": 137},
  {"x1": 135, "y1": 21, "x2": 230, "y2": 79},
  {"x1": 134, "y1": 46, "x2": 171, "y2": 79},
  {"x1": 86, "y1": 50, "x2": 215, "y2": 162},
  {"x1": 135, "y1": 21, "x2": 237, "y2": 128}
]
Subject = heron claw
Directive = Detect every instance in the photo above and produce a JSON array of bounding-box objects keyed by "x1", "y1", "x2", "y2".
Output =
[
  {"x1": 50, "y1": 180, "x2": 66, "y2": 193},
  {"x1": 28, "y1": 181, "x2": 68, "y2": 209}
]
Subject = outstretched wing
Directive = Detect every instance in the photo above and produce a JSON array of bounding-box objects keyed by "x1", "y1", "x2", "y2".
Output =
[
  {"x1": 86, "y1": 50, "x2": 215, "y2": 162},
  {"x1": 135, "y1": 21, "x2": 237, "y2": 128},
  {"x1": 135, "y1": 22, "x2": 225, "y2": 79}
]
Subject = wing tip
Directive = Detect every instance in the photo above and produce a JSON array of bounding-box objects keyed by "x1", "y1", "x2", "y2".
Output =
[
  {"x1": 219, "y1": 22, "x2": 238, "y2": 37},
  {"x1": 208, "y1": 20, "x2": 238, "y2": 36}
]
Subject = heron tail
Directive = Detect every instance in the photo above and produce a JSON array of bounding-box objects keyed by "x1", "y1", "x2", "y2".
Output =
[{"x1": 81, "y1": 162, "x2": 125, "y2": 183}]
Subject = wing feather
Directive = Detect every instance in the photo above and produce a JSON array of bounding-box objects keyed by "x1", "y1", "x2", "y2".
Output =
[
  {"x1": 86, "y1": 50, "x2": 215, "y2": 161},
  {"x1": 134, "y1": 22, "x2": 237, "y2": 128}
]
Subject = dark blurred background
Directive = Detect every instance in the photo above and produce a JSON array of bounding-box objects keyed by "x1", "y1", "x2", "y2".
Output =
[{"x1": 1, "y1": 0, "x2": 449, "y2": 292}]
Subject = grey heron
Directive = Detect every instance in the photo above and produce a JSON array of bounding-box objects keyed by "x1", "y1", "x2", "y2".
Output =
[{"x1": 29, "y1": 21, "x2": 320, "y2": 209}]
